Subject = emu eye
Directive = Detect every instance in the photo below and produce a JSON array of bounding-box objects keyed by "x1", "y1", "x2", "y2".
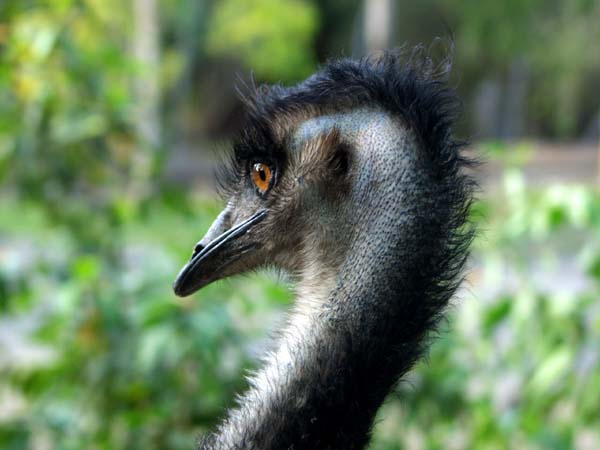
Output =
[{"x1": 251, "y1": 162, "x2": 273, "y2": 194}]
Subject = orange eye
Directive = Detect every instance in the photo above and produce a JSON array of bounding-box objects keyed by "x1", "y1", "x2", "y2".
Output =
[{"x1": 251, "y1": 162, "x2": 272, "y2": 194}]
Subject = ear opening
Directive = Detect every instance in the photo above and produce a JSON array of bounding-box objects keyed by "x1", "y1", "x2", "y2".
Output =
[
  {"x1": 313, "y1": 127, "x2": 352, "y2": 178},
  {"x1": 328, "y1": 141, "x2": 351, "y2": 177},
  {"x1": 296, "y1": 126, "x2": 353, "y2": 186}
]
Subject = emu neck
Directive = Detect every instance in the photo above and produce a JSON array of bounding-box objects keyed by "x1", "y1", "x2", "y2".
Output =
[{"x1": 199, "y1": 110, "x2": 440, "y2": 450}]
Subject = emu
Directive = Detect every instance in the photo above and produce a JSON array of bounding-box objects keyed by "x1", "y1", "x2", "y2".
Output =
[{"x1": 173, "y1": 50, "x2": 474, "y2": 450}]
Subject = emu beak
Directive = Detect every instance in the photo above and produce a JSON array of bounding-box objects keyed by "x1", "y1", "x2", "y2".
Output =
[{"x1": 173, "y1": 209, "x2": 268, "y2": 297}]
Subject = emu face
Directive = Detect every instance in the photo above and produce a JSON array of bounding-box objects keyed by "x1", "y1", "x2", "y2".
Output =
[{"x1": 173, "y1": 118, "x2": 354, "y2": 297}]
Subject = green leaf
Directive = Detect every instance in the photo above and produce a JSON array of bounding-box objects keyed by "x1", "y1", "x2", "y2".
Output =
[{"x1": 529, "y1": 348, "x2": 572, "y2": 395}]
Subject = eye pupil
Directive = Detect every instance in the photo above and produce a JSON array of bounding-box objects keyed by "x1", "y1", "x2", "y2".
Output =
[{"x1": 251, "y1": 162, "x2": 272, "y2": 194}]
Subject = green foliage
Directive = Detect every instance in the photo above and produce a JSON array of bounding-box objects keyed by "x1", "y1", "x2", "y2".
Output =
[
  {"x1": 0, "y1": 196, "x2": 293, "y2": 449},
  {"x1": 0, "y1": 0, "x2": 140, "y2": 252},
  {"x1": 448, "y1": 0, "x2": 600, "y2": 137},
  {"x1": 206, "y1": 0, "x2": 319, "y2": 82},
  {"x1": 1, "y1": 1, "x2": 600, "y2": 449}
]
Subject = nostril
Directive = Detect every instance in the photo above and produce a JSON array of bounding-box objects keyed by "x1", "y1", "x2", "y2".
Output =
[{"x1": 192, "y1": 243, "x2": 205, "y2": 257}]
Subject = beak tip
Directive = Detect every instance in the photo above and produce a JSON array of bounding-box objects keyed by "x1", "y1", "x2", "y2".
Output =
[
  {"x1": 173, "y1": 274, "x2": 203, "y2": 297},
  {"x1": 172, "y1": 282, "x2": 185, "y2": 297},
  {"x1": 172, "y1": 273, "x2": 191, "y2": 297}
]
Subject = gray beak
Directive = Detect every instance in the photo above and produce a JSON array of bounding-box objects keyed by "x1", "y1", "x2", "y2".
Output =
[{"x1": 173, "y1": 209, "x2": 268, "y2": 297}]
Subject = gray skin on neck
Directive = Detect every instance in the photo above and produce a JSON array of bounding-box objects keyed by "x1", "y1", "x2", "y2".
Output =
[{"x1": 202, "y1": 108, "x2": 431, "y2": 450}]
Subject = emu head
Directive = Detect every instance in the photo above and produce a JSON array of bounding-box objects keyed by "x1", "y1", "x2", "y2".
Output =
[
  {"x1": 173, "y1": 52, "x2": 465, "y2": 298},
  {"x1": 173, "y1": 116, "x2": 359, "y2": 297}
]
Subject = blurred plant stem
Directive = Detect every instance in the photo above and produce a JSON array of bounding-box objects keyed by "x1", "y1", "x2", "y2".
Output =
[
  {"x1": 597, "y1": 115, "x2": 600, "y2": 186},
  {"x1": 132, "y1": 0, "x2": 161, "y2": 201},
  {"x1": 363, "y1": 0, "x2": 393, "y2": 53}
]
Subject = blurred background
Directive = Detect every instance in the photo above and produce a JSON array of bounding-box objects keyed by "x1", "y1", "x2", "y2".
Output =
[{"x1": 1, "y1": 0, "x2": 600, "y2": 449}]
